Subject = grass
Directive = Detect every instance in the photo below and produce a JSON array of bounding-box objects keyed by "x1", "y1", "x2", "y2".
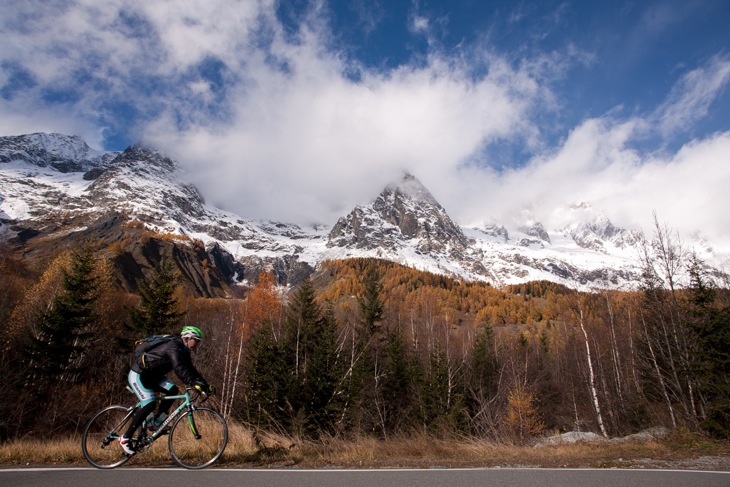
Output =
[{"x1": 1, "y1": 422, "x2": 729, "y2": 470}]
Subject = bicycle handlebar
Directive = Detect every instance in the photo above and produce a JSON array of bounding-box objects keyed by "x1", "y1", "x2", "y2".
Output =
[{"x1": 186, "y1": 386, "x2": 212, "y2": 404}]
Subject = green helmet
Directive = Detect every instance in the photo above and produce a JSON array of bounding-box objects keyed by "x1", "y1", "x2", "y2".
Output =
[{"x1": 181, "y1": 325, "x2": 203, "y2": 341}]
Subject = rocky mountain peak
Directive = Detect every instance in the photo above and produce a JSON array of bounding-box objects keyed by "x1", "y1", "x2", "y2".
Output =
[
  {"x1": 111, "y1": 145, "x2": 178, "y2": 172},
  {"x1": 0, "y1": 132, "x2": 109, "y2": 172},
  {"x1": 382, "y1": 172, "x2": 440, "y2": 206},
  {"x1": 328, "y1": 173, "x2": 467, "y2": 255}
]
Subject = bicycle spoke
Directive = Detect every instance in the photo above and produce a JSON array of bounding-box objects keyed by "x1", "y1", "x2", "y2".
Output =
[
  {"x1": 168, "y1": 407, "x2": 228, "y2": 469},
  {"x1": 82, "y1": 406, "x2": 135, "y2": 469}
]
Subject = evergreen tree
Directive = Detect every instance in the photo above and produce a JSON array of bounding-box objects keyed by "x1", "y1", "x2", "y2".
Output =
[
  {"x1": 359, "y1": 265, "x2": 384, "y2": 336},
  {"x1": 350, "y1": 265, "x2": 387, "y2": 434},
  {"x1": 420, "y1": 346, "x2": 451, "y2": 429},
  {"x1": 379, "y1": 328, "x2": 420, "y2": 433},
  {"x1": 244, "y1": 319, "x2": 289, "y2": 430},
  {"x1": 23, "y1": 246, "x2": 98, "y2": 387},
  {"x1": 686, "y1": 256, "x2": 730, "y2": 437},
  {"x1": 299, "y1": 301, "x2": 345, "y2": 435},
  {"x1": 128, "y1": 257, "x2": 184, "y2": 338},
  {"x1": 246, "y1": 278, "x2": 344, "y2": 437},
  {"x1": 471, "y1": 322, "x2": 499, "y2": 397},
  {"x1": 465, "y1": 322, "x2": 500, "y2": 435},
  {"x1": 280, "y1": 278, "x2": 342, "y2": 436}
]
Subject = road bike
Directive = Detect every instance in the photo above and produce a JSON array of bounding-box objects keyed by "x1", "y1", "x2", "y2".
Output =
[{"x1": 82, "y1": 386, "x2": 228, "y2": 469}]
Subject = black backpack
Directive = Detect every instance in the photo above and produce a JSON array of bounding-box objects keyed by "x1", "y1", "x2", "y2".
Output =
[{"x1": 134, "y1": 334, "x2": 174, "y2": 370}]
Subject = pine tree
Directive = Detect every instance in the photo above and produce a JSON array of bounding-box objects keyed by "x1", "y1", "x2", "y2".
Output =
[
  {"x1": 246, "y1": 278, "x2": 345, "y2": 436},
  {"x1": 23, "y1": 246, "x2": 98, "y2": 387},
  {"x1": 421, "y1": 346, "x2": 451, "y2": 429},
  {"x1": 280, "y1": 278, "x2": 343, "y2": 436},
  {"x1": 244, "y1": 319, "x2": 289, "y2": 429},
  {"x1": 351, "y1": 265, "x2": 387, "y2": 434},
  {"x1": 472, "y1": 322, "x2": 498, "y2": 395},
  {"x1": 686, "y1": 256, "x2": 730, "y2": 437},
  {"x1": 359, "y1": 265, "x2": 384, "y2": 337},
  {"x1": 128, "y1": 257, "x2": 184, "y2": 338},
  {"x1": 379, "y1": 328, "x2": 420, "y2": 433},
  {"x1": 299, "y1": 301, "x2": 345, "y2": 435}
]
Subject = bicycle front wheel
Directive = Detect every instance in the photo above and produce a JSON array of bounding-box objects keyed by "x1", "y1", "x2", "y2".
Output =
[
  {"x1": 168, "y1": 407, "x2": 228, "y2": 469},
  {"x1": 82, "y1": 405, "x2": 135, "y2": 468}
]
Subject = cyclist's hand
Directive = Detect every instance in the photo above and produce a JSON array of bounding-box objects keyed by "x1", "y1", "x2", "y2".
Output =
[{"x1": 194, "y1": 382, "x2": 215, "y2": 396}]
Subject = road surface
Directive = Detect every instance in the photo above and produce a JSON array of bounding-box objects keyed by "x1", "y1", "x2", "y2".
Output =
[{"x1": 2, "y1": 467, "x2": 729, "y2": 487}]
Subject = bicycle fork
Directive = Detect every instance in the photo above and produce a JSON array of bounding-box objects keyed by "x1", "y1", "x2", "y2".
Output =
[{"x1": 187, "y1": 411, "x2": 202, "y2": 440}]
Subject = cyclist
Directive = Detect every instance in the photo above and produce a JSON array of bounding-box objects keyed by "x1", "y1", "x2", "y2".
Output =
[{"x1": 119, "y1": 325, "x2": 215, "y2": 455}]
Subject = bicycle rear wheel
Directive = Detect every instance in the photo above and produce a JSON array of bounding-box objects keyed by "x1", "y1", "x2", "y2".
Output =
[
  {"x1": 82, "y1": 405, "x2": 135, "y2": 468},
  {"x1": 168, "y1": 407, "x2": 228, "y2": 469}
]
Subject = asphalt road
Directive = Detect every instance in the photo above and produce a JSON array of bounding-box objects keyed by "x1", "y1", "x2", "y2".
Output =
[{"x1": 2, "y1": 467, "x2": 730, "y2": 487}]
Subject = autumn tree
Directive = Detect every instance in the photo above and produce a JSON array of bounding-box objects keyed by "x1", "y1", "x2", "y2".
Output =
[
  {"x1": 504, "y1": 384, "x2": 544, "y2": 443},
  {"x1": 245, "y1": 271, "x2": 284, "y2": 340}
]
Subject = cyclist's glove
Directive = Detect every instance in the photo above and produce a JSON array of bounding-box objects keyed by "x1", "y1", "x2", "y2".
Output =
[{"x1": 195, "y1": 382, "x2": 215, "y2": 396}]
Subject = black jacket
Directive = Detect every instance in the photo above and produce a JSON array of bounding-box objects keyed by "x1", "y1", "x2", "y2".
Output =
[{"x1": 132, "y1": 336, "x2": 206, "y2": 387}]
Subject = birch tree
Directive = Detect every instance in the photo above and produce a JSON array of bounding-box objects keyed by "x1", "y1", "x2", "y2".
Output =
[
  {"x1": 637, "y1": 216, "x2": 699, "y2": 428},
  {"x1": 577, "y1": 301, "x2": 608, "y2": 437}
]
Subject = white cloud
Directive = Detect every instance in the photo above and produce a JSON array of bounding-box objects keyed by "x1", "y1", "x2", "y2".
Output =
[
  {"x1": 148, "y1": 48, "x2": 540, "y2": 224},
  {"x1": 0, "y1": 95, "x2": 107, "y2": 149},
  {"x1": 444, "y1": 116, "x2": 730, "y2": 250},
  {"x1": 653, "y1": 55, "x2": 730, "y2": 138}
]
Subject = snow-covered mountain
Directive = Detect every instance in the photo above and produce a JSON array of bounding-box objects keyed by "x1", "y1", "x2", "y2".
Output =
[{"x1": 0, "y1": 133, "x2": 725, "y2": 291}]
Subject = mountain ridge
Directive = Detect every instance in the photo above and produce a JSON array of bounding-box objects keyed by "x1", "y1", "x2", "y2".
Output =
[{"x1": 1, "y1": 133, "x2": 726, "y2": 291}]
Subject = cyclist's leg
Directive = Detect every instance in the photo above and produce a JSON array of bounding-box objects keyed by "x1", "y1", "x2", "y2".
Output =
[
  {"x1": 150, "y1": 378, "x2": 178, "y2": 426},
  {"x1": 123, "y1": 370, "x2": 157, "y2": 439}
]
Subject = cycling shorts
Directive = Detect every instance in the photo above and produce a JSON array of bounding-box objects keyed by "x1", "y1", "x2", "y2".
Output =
[{"x1": 128, "y1": 369, "x2": 176, "y2": 407}]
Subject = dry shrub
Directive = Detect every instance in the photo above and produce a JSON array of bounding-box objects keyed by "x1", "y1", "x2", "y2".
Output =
[
  {"x1": 503, "y1": 385, "x2": 544, "y2": 443},
  {"x1": 217, "y1": 420, "x2": 260, "y2": 463},
  {"x1": 298, "y1": 432, "x2": 523, "y2": 467}
]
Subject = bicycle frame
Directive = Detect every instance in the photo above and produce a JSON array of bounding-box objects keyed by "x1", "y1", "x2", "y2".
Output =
[
  {"x1": 146, "y1": 388, "x2": 201, "y2": 441},
  {"x1": 137, "y1": 387, "x2": 201, "y2": 444}
]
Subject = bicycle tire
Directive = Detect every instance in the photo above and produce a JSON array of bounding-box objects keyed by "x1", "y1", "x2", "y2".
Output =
[
  {"x1": 81, "y1": 405, "x2": 135, "y2": 468},
  {"x1": 168, "y1": 407, "x2": 228, "y2": 469}
]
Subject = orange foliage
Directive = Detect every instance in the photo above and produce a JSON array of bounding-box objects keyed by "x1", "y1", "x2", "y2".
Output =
[
  {"x1": 244, "y1": 271, "x2": 284, "y2": 336},
  {"x1": 317, "y1": 259, "x2": 565, "y2": 331}
]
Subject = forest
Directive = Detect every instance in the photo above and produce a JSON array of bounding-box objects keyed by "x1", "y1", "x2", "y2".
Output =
[{"x1": 0, "y1": 220, "x2": 728, "y2": 444}]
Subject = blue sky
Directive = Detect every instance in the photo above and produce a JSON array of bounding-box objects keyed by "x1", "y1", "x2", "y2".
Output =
[{"x1": 1, "y1": 0, "x2": 730, "y2": 249}]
